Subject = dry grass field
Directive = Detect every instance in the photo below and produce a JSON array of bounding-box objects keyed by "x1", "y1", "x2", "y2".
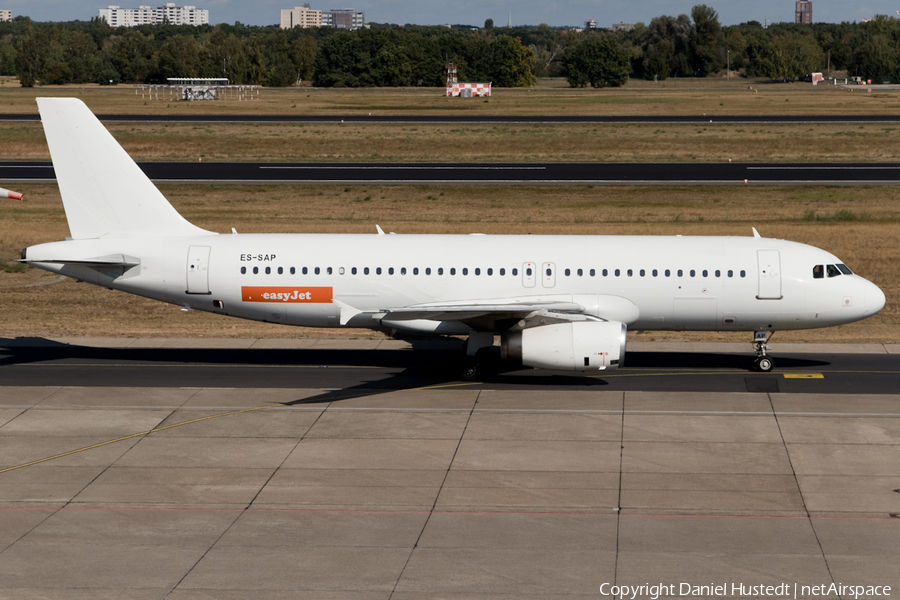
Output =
[
  {"x1": 1, "y1": 78, "x2": 898, "y2": 344},
  {"x1": 5, "y1": 120, "x2": 900, "y2": 163},
  {"x1": 2, "y1": 75, "x2": 900, "y2": 117},
  {"x1": 2, "y1": 183, "x2": 897, "y2": 343}
]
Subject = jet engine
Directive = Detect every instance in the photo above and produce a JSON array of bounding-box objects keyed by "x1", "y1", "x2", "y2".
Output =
[{"x1": 501, "y1": 320, "x2": 627, "y2": 371}]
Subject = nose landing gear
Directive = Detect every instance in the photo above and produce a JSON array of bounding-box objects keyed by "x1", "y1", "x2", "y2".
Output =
[{"x1": 753, "y1": 331, "x2": 774, "y2": 372}]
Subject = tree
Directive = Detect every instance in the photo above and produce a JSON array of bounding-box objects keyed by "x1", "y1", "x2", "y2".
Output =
[
  {"x1": 564, "y1": 36, "x2": 630, "y2": 88},
  {"x1": 158, "y1": 34, "x2": 202, "y2": 78},
  {"x1": 690, "y1": 4, "x2": 724, "y2": 75},
  {"x1": 755, "y1": 34, "x2": 821, "y2": 81},
  {"x1": 104, "y1": 30, "x2": 155, "y2": 83},
  {"x1": 488, "y1": 35, "x2": 536, "y2": 87},
  {"x1": 289, "y1": 35, "x2": 316, "y2": 82},
  {"x1": 484, "y1": 18, "x2": 494, "y2": 30}
]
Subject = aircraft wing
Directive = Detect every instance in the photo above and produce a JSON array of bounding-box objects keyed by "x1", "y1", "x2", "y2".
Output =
[{"x1": 381, "y1": 301, "x2": 585, "y2": 322}]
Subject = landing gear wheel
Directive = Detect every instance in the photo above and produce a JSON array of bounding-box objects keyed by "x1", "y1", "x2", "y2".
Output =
[
  {"x1": 755, "y1": 356, "x2": 774, "y2": 372},
  {"x1": 462, "y1": 362, "x2": 479, "y2": 380}
]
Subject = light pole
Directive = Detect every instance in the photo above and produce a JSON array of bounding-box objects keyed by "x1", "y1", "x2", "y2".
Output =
[{"x1": 727, "y1": 50, "x2": 730, "y2": 80}]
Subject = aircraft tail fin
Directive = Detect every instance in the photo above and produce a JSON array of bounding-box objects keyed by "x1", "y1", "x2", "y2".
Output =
[{"x1": 37, "y1": 98, "x2": 212, "y2": 240}]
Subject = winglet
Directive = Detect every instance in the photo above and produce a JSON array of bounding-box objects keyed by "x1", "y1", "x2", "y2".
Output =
[
  {"x1": 375, "y1": 224, "x2": 385, "y2": 235},
  {"x1": 752, "y1": 227, "x2": 761, "y2": 238}
]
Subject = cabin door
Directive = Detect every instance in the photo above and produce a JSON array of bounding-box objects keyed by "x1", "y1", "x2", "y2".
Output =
[
  {"x1": 186, "y1": 245, "x2": 211, "y2": 294},
  {"x1": 757, "y1": 250, "x2": 782, "y2": 300}
]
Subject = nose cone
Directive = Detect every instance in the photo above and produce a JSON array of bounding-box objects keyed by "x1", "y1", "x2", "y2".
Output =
[{"x1": 865, "y1": 280, "x2": 886, "y2": 317}]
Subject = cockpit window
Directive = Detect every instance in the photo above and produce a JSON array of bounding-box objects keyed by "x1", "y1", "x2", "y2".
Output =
[
  {"x1": 813, "y1": 265, "x2": 824, "y2": 279},
  {"x1": 826, "y1": 264, "x2": 841, "y2": 278},
  {"x1": 836, "y1": 263, "x2": 853, "y2": 275}
]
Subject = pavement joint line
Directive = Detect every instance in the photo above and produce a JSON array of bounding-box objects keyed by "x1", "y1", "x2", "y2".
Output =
[
  {"x1": 0, "y1": 404, "x2": 279, "y2": 475},
  {"x1": 0, "y1": 504, "x2": 893, "y2": 520},
  {"x1": 13, "y1": 363, "x2": 384, "y2": 369}
]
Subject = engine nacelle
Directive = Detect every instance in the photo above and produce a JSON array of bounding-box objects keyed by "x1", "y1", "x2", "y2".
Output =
[{"x1": 501, "y1": 321, "x2": 627, "y2": 371}]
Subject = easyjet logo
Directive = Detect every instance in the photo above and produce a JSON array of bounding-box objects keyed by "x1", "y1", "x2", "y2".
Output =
[{"x1": 241, "y1": 286, "x2": 332, "y2": 303}]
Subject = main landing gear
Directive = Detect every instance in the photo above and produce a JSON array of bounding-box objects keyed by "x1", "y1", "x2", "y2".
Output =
[{"x1": 753, "y1": 331, "x2": 774, "y2": 372}]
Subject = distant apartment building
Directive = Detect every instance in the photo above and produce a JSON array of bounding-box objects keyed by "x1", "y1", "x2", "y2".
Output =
[
  {"x1": 99, "y1": 3, "x2": 209, "y2": 27},
  {"x1": 322, "y1": 8, "x2": 364, "y2": 30},
  {"x1": 795, "y1": 0, "x2": 812, "y2": 23},
  {"x1": 585, "y1": 19, "x2": 597, "y2": 29},
  {"x1": 280, "y1": 4, "x2": 321, "y2": 28},
  {"x1": 0, "y1": 9, "x2": 12, "y2": 21}
]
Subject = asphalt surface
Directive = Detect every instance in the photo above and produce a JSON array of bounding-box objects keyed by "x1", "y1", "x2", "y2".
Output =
[
  {"x1": 4, "y1": 113, "x2": 900, "y2": 124},
  {"x1": 2, "y1": 343, "x2": 898, "y2": 396},
  {"x1": 5, "y1": 160, "x2": 900, "y2": 185}
]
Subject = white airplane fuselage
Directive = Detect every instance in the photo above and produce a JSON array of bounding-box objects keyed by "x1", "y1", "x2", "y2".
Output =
[{"x1": 26, "y1": 232, "x2": 885, "y2": 334}]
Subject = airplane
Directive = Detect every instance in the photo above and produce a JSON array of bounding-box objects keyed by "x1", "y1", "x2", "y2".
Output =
[{"x1": 18, "y1": 98, "x2": 886, "y2": 376}]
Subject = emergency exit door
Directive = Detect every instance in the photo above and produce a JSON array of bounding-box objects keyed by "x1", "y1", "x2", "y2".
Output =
[{"x1": 186, "y1": 245, "x2": 211, "y2": 294}]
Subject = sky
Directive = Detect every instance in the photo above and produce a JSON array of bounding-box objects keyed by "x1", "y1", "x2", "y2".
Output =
[{"x1": 5, "y1": 0, "x2": 898, "y2": 28}]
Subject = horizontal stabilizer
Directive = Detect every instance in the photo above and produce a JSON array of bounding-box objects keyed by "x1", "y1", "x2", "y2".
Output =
[{"x1": 22, "y1": 254, "x2": 141, "y2": 267}]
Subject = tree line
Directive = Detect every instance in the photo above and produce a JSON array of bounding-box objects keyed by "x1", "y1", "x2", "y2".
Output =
[{"x1": 2, "y1": 6, "x2": 900, "y2": 88}]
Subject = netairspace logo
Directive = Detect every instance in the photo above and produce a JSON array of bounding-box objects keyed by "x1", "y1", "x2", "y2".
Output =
[{"x1": 599, "y1": 582, "x2": 892, "y2": 599}]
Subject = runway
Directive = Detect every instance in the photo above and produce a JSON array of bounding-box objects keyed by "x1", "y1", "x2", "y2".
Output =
[
  {"x1": 1, "y1": 338, "x2": 898, "y2": 597},
  {"x1": 5, "y1": 160, "x2": 900, "y2": 185},
  {"x1": 3, "y1": 113, "x2": 900, "y2": 124}
]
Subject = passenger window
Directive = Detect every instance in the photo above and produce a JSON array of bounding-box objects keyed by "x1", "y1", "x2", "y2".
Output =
[
  {"x1": 451, "y1": 268, "x2": 456, "y2": 275},
  {"x1": 615, "y1": 269, "x2": 621, "y2": 277},
  {"x1": 603, "y1": 269, "x2": 608, "y2": 276},
  {"x1": 546, "y1": 268, "x2": 552, "y2": 276},
  {"x1": 277, "y1": 267, "x2": 283, "y2": 275},
  {"x1": 475, "y1": 268, "x2": 480, "y2": 275},
  {"x1": 302, "y1": 267, "x2": 308, "y2": 275},
  {"x1": 813, "y1": 265, "x2": 824, "y2": 279},
  {"x1": 565, "y1": 268, "x2": 571, "y2": 276},
  {"x1": 290, "y1": 267, "x2": 295, "y2": 275},
  {"x1": 364, "y1": 267, "x2": 369, "y2": 275},
  {"x1": 727, "y1": 270, "x2": 733, "y2": 278},
  {"x1": 327, "y1": 267, "x2": 333, "y2": 275},
  {"x1": 388, "y1": 267, "x2": 393, "y2": 275},
  {"x1": 512, "y1": 268, "x2": 518, "y2": 276},
  {"x1": 665, "y1": 269, "x2": 670, "y2": 277},
  {"x1": 577, "y1": 268, "x2": 583, "y2": 276},
  {"x1": 265, "y1": 266, "x2": 271, "y2": 275},
  {"x1": 462, "y1": 268, "x2": 468, "y2": 275},
  {"x1": 499, "y1": 268, "x2": 505, "y2": 275},
  {"x1": 352, "y1": 267, "x2": 357, "y2": 275},
  {"x1": 677, "y1": 269, "x2": 683, "y2": 277},
  {"x1": 626, "y1": 269, "x2": 632, "y2": 277},
  {"x1": 826, "y1": 264, "x2": 841, "y2": 278},
  {"x1": 426, "y1": 267, "x2": 431, "y2": 275},
  {"x1": 640, "y1": 269, "x2": 645, "y2": 277},
  {"x1": 689, "y1": 270, "x2": 695, "y2": 277},
  {"x1": 590, "y1": 269, "x2": 595, "y2": 276},
  {"x1": 438, "y1": 267, "x2": 444, "y2": 275},
  {"x1": 339, "y1": 267, "x2": 345, "y2": 275},
  {"x1": 740, "y1": 270, "x2": 746, "y2": 278},
  {"x1": 253, "y1": 266, "x2": 258, "y2": 274},
  {"x1": 314, "y1": 267, "x2": 320, "y2": 275},
  {"x1": 413, "y1": 267, "x2": 418, "y2": 275},
  {"x1": 401, "y1": 267, "x2": 406, "y2": 275},
  {"x1": 652, "y1": 269, "x2": 657, "y2": 277},
  {"x1": 376, "y1": 267, "x2": 382, "y2": 275},
  {"x1": 241, "y1": 266, "x2": 246, "y2": 274},
  {"x1": 487, "y1": 268, "x2": 492, "y2": 275},
  {"x1": 837, "y1": 263, "x2": 853, "y2": 275},
  {"x1": 715, "y1": 270, "x2": 720, "y2": 277},
  {"x1": 526, "y1": 267, "x2": 532, "y2": 276}
]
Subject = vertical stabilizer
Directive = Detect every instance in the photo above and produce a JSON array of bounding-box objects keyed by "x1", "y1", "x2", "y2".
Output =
[{"x1": 37, "y1": 98, "x2": 212, "y2": 240}]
